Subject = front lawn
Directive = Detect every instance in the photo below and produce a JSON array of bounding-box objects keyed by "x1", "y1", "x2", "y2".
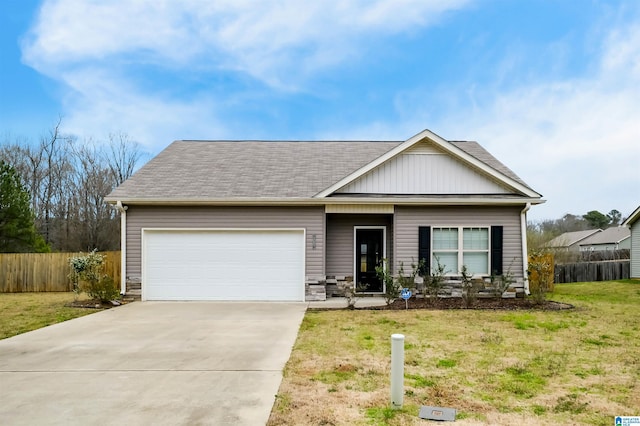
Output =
[
  {"x1": 269, "y1": 280, "x2": 640, "y2": 425},
  {"x1": 0, "y1": 292, "x2": 102, "y2": 340}
]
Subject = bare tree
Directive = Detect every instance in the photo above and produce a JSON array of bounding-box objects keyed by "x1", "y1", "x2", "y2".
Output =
[
  {"x1": 0, "y1": 121, "x2": 147, "y2": 252},
  {"x1": 71, "y1": 141, "x2": 117, "y2": 250},
  {"x1": 105, "y1": 132, "x2": 145, "y2": 185}
]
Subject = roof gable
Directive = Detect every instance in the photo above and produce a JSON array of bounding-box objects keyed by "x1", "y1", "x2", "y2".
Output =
[
  {"x1": 545, "y1": 229, "x2": 602, "y2": 248},
  {"x1": 315, "y1": 129, "x2": 541, "y2": 198},
  {"x1": 335, "y1": 140, "x2": 514, "y2": 195},
  {"x1": 579, "y1": 227, "x2": 631, "y2": 246},
  {"x1": 623, "y1": 205, "x2": 640, "y2": 227}
]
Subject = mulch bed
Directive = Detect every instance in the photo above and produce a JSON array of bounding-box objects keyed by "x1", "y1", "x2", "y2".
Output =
[
  {"x1": 66, "y1": 297, "x2": 573, "y2": 311},
  {"x1": 362, "y1": 297, "x2": 574, "y2": 311},
  {"x1": 65, "y1": 299, "x2": 129, "y2": 309}
]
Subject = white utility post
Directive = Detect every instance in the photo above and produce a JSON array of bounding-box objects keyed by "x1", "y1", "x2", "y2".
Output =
[{"x1": 390, "y1": 333, "x2": 405, "y2": 409}]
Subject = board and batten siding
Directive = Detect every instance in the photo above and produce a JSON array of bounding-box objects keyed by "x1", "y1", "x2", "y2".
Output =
[
  {"x1": 394, "y1": 206, "x2": 525, "y2": 283},
  {"x1": 125, "y1": 206, "x2": 325, "y2": 281},
  {"x1": 326, "y1": 214, "x2": 393, "y2": 277},
  {"x1": 631, "y1": 221, "x2": 640, "y2": 278},
  {"x1": 336, "y1": 143, "x2": 511, "y2": 195}
]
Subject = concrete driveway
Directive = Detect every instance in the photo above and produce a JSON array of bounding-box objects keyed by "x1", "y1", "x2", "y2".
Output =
[{"x1": 0, "y1": 302, "x2": 307, "y2": 426}]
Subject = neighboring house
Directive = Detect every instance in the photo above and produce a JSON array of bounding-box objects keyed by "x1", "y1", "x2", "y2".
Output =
[
  {"x1": 105, "y1": 129, "x2": 544, "y2": 302},
  {"x1": 544, "y1": 229, "x2": 602, "y2": 252},
  {"x1": 622, "y1": 205, "x2": 640, "y2": 279},
  {"x1": 578, "y1": 227, "x2": 631, "y2": 252}
]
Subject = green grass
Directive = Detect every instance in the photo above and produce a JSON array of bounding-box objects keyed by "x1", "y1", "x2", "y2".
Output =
[
  {"x1": 0, "y1": 292, "x2": 101, "y2": 339},
  {"x1": 269, "y1": 280, "x2": 640, "y2": 425}
]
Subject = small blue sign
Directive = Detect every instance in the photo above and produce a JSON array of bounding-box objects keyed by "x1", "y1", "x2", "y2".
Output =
[{"x1": 400, "y1": 288, "x2": 412, "y2": 300}]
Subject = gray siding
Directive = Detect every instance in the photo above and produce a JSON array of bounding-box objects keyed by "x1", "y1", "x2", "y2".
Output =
[
  {"x1": 326, "y1": 214, "x2": 393, "y2": 276},
  {"x1": 126, "y1": 206, "x2": 325, "y2": 281},
  {"x1": 338, "y1": 151, "x2": 510, "y2": 195},
  {"x1": 394, "y1": 206, "x2": 525, "y2": 282},
  {"x1": 632, "y1": 221, "x2": 640, "y2": 278}
]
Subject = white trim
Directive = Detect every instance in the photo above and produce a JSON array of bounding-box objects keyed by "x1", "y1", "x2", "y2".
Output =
[
  {"x1": 623, "y1": 205, "x2": 640, "y2": 227},
  {"x1": 325, "y1": 204, "x2": 394, "y2": 214},
  {"x1": 431, "y1": 225, "x2": 491, "y2": 276},
  {"x1": 116, "y1": 201, "x2": 128, "y2": 295},
  {"x1": 314, "y1": 129, "x2": 542, "y2": 199},
  {"x1": 141, "y1": 227, "x2": 306, "y2": 301},
  {"x1": 106, "y1": 196, "x2": 545, "y2": 206},
  {"x1": 521, "y1": 203, "x2": 531, "y2": 295},
  {"x1": 353, "y1": 226, "x2": 387, "y2": 294}
]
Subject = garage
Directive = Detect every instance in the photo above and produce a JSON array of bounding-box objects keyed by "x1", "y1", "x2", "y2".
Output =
[{"x1": 142, "y1": 229, "x2": 306, "y2": 301}]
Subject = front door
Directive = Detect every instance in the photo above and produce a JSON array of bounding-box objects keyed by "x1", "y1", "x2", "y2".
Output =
[{"x1": 355, "y1": 228, "x2": 385, "y2": 292}]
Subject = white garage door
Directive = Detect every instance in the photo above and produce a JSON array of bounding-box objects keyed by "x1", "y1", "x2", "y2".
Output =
[{"x1": 142, "y1": 229, "x2": 305, "y2": 301}]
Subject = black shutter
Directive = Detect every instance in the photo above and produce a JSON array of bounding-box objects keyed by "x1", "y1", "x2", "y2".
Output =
[
  {"x1": 491, "y1": 226, "x2": 503, "y2": 276},
  {"x1": 418, "y1": 226, "x2": 431, "y2": 275}
]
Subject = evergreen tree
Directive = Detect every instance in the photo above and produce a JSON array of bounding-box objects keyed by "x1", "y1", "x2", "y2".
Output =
[
  {"x1": 0, "y1": 161, "x2": 49, "y2": 252},
  {"x1": 582, "y1": 210, "x2": 610, "y2": 229}
]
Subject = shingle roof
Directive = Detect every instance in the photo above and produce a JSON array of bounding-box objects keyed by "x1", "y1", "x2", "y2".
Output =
[
  {"x1": 579, "y1": 227, "x2": 630, "y2": 246},
  {"x1": 545, "y1": 230, "x2": 602, "y2": 248},
  {"x1": 106, "y1": 139, "x2": 533, "y2": 201}
]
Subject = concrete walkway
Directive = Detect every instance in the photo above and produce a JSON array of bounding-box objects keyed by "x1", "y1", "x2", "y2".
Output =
[{"x1": 0, "y1": 302, "x2": 306, "y2": 426}]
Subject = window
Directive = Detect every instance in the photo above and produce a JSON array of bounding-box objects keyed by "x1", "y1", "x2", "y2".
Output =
[{"x1": 432, "y1": 227, "x2": 489, "y2": 275}]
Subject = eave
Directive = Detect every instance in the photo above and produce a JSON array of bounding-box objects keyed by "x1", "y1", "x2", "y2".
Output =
[
  {"x1": 623, "y1": 205, "x2": 640, "y2": 227},
  {"x1": 105, "y1": 196, "x2": 545, "y2": 207}
]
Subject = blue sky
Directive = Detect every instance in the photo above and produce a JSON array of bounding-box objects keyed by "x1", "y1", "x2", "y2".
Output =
[{"x1": 1, "y1": 0, "x2": 639, "y2": 222}]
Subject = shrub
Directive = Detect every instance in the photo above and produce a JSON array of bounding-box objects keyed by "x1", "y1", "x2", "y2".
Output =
[
  {"x1": 85, "y1": 275, "x2": 120, "y2": 302},
  {"x1": 69, "y1": 250, "x2": 119, "y2": 302},
  {"x1": 528, "y1": 250, "x2": 554, "y2": 304},
  {"x1": 375, "y1": 259, "x2": 425, "y2": 306},
  {"x1": 375, "y1": 260, "x2": 398, "y2": 305},
  {"x1": 396, "y1": 258, "x2": 425, "y2": 292},
  {"x1": 490, "y1": 261, "x2": 515, "y2": 299},
  {"x1": 424, "y1": 257, "x2": 447, "y2": 304},
  {"x1": 344, "y1": 285, "x2": 357, "y2": 309},
  {"x1": 460, "y1": 265, "x2": 480, "y2": 308}
]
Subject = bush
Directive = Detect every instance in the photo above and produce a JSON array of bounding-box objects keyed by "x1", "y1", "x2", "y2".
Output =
[
  {"x1": 424, "y1": 257, "x2": 447, "y2": 304},
  {"x1": 528, "y1": 250, "x2": 554, "y2": 304},
  {"x1": 375, "y1": 261, "x2": 398, "y2": 305},
  {"x1": 460, "y1": 265, "x2": 480, "y2": 308},
  {"x1": 84, "y1": 275, "x2": 120, "y2": 302},
  {"x1": 375, "y1": 259, "x2": 425, "y2": 306},
  {"x1": 396, "y1": 259, "x2": 424, "y2": 293},
  {"x1": 490, "y1": 261, "x2": 515, "y2": 299},
  {"x1": 68, "y1": 250, "x2": 120, "y2": 302}
]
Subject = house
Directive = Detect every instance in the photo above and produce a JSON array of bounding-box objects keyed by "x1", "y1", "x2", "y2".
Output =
[
  {"x1": 622, "y1": 205, "x2": 640, "y2": 279},
  {"x1": 105, "y1": 129, "x2": 544, "y2": 301},
  {"x1": 544, "y1": 229, "x2": 602, "y2": 252},
  {"x1": 578, "y1": 227, "x2": 631, "y2": 252}
]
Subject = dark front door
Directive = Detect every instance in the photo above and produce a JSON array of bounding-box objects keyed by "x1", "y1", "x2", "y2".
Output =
[{"x1": 355, "y1": 228, "x2": 384, "y2": 292}]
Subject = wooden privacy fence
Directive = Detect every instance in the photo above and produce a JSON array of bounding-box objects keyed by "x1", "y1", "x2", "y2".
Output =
[
  {"x1": 0, "y1": 251, "x2": 121, "y2": 293},
  {"x1": 554, "y1": 260, "x2": 630, "y2": 284}
]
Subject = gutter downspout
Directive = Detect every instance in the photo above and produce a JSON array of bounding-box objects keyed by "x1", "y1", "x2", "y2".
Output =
[
  {"x1": 116, "y1": 201, "x2": 128, "y2": 295},
  {"x1": 521, "y1": 203, "x2": 532, "y2": 295}
]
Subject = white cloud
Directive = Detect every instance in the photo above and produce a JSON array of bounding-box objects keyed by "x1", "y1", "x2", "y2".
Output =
[
  {"x1": 23, "y1": 0, "x2": 471, "y2": 87},
  {"x1": 434, "y1": 25, "x2": 640, "y2": 221},
  {"x1": 58, "y1": 68, "x2": 227, "y2": 150},
  {"x1": 20, "y1": 0, "x2": 471, "y2": 149},
  {"x1": 320, "y1": 14, "x2": 640, "y2": 222}
]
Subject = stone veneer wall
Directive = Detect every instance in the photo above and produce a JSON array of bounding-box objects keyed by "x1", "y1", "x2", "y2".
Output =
[{"x1": 305, "y1": 275, "x2": 525, "y2": 301}]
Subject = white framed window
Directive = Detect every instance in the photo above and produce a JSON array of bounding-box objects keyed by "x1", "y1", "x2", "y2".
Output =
[{"x1": 432, "y1": 227, "x2": 489, "y2": 275}]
